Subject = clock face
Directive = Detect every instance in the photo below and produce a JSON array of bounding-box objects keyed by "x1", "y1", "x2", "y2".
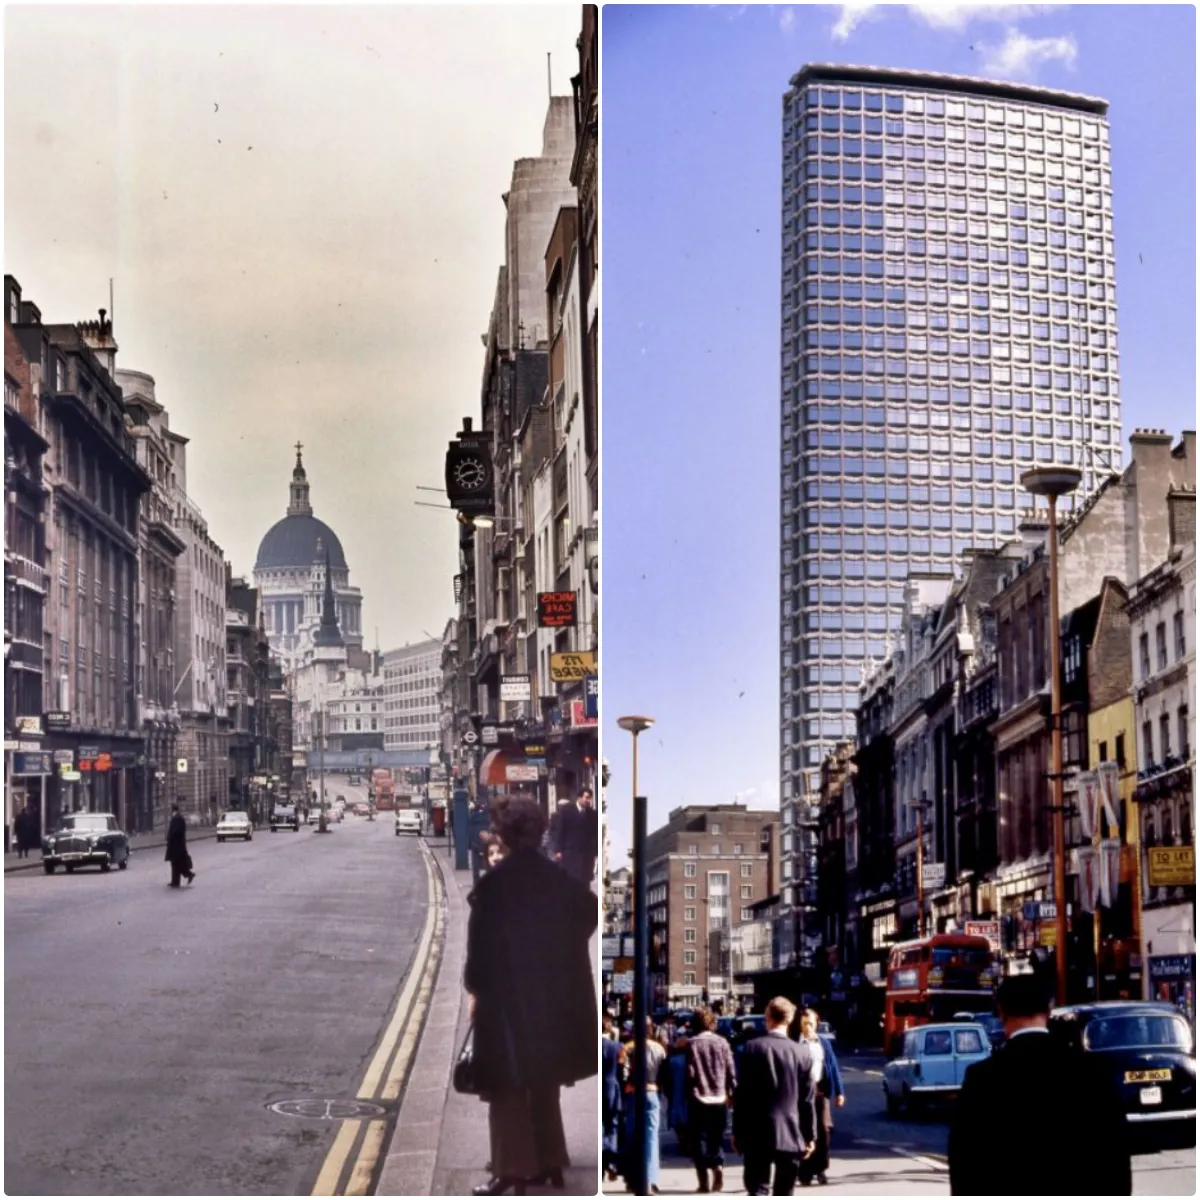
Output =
[{"x1": 453, "y1": 457, "x2": 488, "y2": 491}]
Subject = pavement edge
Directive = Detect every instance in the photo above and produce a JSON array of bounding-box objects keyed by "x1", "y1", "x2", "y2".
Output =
[{"x1": 374, "y1": 840, "x2": 465, "y2": 1196}]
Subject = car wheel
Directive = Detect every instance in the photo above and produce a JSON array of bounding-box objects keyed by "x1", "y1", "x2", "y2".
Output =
[
  {"x1": 65, "y1": 864, "x2": 75, "y2": 873},
  {"x1": 43, "y1": 861, "x2": 56, "y2": 875},
  {"x1": 101, "y1": 857, "x2": 112, "y2": 872},
  {"x1": 246, "y1": 833, "x2": 252, "y2": 841},
  {"x1": 271, "y1": 826, "x2": 276, "y2": 833},
  {"x1": 885, "y1": 1088, "x2": 900, "y2": 1118},
  {"x1": 118, "y1": 853, "x2": 128, "y2": 870},
  {"x1": 218, "y1": 836, "x2": 224, "y2": 843}
]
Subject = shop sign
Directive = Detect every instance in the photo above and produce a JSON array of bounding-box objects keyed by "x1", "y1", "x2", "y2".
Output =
[
  {"x1": 500, "y1": 674, "x2": 531, "y2": 702},
  {"x1": 1037, "y1": 922, "x2": 1057, "y2": 949},
  {"x1": 79, "y1": 745, "x2": 100, "y2": 760},
  {"x1": 522, "y1": 743, "x2": 546, "y2": 757},
  {"x1": 1148, "y1": 846, "x2": 1195, "y2": 888},
  {"x1": 112, "y1": 751, "x2": 137, "y2": 768},
  {"x1": 176, "y1": 758, "x2": 189, "y2": 774},
  {"x1": 17, "y1": 740, "x2": 42, "y2": 752},
  {"x1": 922, "y1": 862, "x2": 946, "y2": 889},
  {"x1": 52, "y1": 750, "x2": 74, "y2": 766},
  {"x1": 549, "y1": 651, "x2": 595, "y2": 681},
  {"x1": 60, "y1": 769, "x2": 82, "y2": 782},
  {"x1": 3, "y1": 741, "x2": 18, "y2": 751},
  {"x1": 480, "y1": 724, "x2": 499, "y2": 746},
  {"x1": 43, "y1": 711, "x2": 71, "y2": 730},
  {"x1": 602, "y1": 935, "x2": 622, "y2": 958},
  {"x1": 1148, "y1": 955, "x2": 1195, "y2": 983},
  {"x1": 611, "y1": 971, "x2": 634, "y2": 995},
  {"x1": 12, "y1": 752, "x2": 51, "y2": 775},
  {"x1": 14, "y1": 716, "x2": 43, "y2": 737},
  {"x1": 537, "y1": 591, "x2": 577, "y2": 628},
  {"x1": 964, "y1": 920, "x2": 1002, "y2": 953},
  {"x1": 1023, "y1": 901, "x2": 1057, "y2": 921},
  {"x1": 93, "y1": 753, "x2": 113, "y2": 772},
  {"x1": 585, "y1": 674, "x2": 598, "y2": 720},
  {"x1": 569, "y1": 700, "x2": 598, "y2": 729},
  {"x1": 505, "y1": 764, "x2": 539, "y2": 782}
]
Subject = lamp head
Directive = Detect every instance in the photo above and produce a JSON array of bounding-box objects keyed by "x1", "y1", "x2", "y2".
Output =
[
  {"x1": 1020, "y1": 466, "x2": 1082, "y2": 499},
  {"x1": 617, "y1": 715, "x2": 655, "y2": 735}
]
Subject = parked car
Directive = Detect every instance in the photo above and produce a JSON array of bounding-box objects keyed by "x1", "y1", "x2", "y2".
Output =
[
  {"x1": 395, "y1": 809, "x2": 422, "y2": 836},
  {"x1": 1048, "y1": 1001, "x2": 1197, "y2": 1149},
  {"x1": 306, "y1": 809, "x2": 323, "y2": 825},
  {"x1": 41, "y1": 812, "x2": 130, "y2": 874},
  {"x1": 883, "y1": 1022, "x2": 992, "y2": 1117},
  {"x1": 216, "y1": 811, "x2": 253, "y2": 842}
]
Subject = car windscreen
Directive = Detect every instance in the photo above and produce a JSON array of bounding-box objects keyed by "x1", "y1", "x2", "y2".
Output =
[
  {"x1": 59, "y1": 816, "x2": 112, "y2": 833},
  {"x1": 1084, "y1": 1014, "x2": 1191, "y2": 1051},
  {"x1": 222, "y1": 812, "x2": 248, "y2": 821}
]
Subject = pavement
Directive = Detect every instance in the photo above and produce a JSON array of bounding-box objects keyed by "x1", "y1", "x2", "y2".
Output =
[{"x1": 379, "y1": 832, "x2": 599, "y2": 1196}]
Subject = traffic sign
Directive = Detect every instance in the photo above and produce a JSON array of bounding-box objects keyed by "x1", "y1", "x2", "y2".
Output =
[{"x1": 462, "y1": 730, "x2": 479, "y2": 746}]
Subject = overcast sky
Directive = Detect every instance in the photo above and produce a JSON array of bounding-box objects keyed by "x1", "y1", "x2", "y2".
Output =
[{"x1": 5, "y1": 4, "x2": 581, "y2": 652}]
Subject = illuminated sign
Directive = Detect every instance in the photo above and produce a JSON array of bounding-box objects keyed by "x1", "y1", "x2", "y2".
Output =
[{"x1": 537, "y1": 591, "x2": 577, "y2": 629}]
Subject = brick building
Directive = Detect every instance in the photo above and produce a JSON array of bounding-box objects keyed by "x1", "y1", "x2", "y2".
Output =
[{"x1": 644, "y1": 804, "x2": 779, "y2": 1009}]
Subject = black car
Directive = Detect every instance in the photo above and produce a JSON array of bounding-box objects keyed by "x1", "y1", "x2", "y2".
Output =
[
  {"x1": 953, "y1": 1010, "x2": 1006, "y2": 1051},
  {"x1": 1049, "y1": 1001, "x2": 1196, "y2": 1149},
  {"x1": 42, "y1": 812, "x2": 131, "y2": 874}
]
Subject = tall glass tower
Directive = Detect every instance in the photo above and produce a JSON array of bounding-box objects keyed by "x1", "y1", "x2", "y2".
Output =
[{"x1": 778, "y1": 66, "x2": 1121, "y2": 968}]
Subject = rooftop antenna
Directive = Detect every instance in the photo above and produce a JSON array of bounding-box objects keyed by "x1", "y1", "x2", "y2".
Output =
[
  {"x1": 109, "y1": 278, "x2": 114, "y2": 328},
  {"x1": 547, "y1": 52, "x2": 552, "y2": 100}
]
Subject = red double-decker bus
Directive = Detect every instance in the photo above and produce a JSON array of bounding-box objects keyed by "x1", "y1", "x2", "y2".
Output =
[{"x1": 883, "y1": 933, "x2": 999, "y2": 1056}]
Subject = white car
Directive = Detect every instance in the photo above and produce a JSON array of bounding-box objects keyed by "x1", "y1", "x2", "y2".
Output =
[
  {"x1": 394, "y1": 809, "x2": 422, "y2": 836},
  {"x1": 216, "y1": 811, "x2": 253, "y2": 842},
  {"x1": 306, "y1": 809, "x2": 323, "y2": 825}
]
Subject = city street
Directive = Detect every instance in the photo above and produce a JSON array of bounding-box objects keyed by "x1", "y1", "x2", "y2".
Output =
[
  {"x1": 609, "y1": 1050, "x2": 1196, "y2": 1196},
  {"x1": 5, "y1": 791, "x2": 431, "y2": 1196}
]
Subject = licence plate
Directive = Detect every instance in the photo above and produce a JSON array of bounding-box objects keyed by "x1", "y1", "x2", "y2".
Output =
[
  {"x1": 1139, "y1": 1086, "x2": 1163, "y2": 1106},
  {"x1": 1125, "y1": 1069, "x2": 1171, "y2": 1083}
]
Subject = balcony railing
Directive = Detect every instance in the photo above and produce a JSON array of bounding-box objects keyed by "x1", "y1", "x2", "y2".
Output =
[{"x1": 6, "y1": 553, "x2": 48, "y2": 595}]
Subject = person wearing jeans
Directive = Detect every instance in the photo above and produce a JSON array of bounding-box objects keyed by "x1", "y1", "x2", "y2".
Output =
[{"x1": 686, "y1": 1008, "x2": 737, "y2": 1193}]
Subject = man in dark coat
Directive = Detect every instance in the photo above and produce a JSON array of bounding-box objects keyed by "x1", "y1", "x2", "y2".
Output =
[
  {"x1": 464, "y1": 797, "x2": 598, "y2": 1193},
  {"x1": 13, "y1": 805, "x2": 31, "y2": 858},
  {"x1": 561, "y1": 787, "x2": 598, "y2": 885},
  {"x1": 164, "y1": 805, "x2": 195, "y2": 887},
  {"x1": 733, "y1": 997, "x2": 818, "y2": 1196},
  {"x1": 948, "y1": 973, "x2": 1132, "y2": 1195},
  {"x1": 601, "y1": 1015, "x2": 623, "y2": 1182}
]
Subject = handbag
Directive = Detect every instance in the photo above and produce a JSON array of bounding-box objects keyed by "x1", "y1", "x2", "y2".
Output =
[{"x1": 452, "y1": 1021, "x2": 478, "y2": 1095}]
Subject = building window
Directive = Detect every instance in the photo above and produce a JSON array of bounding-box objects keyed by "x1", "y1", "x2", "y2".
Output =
[
  {"x1": 1156, "y1": 622, "x2": 1169, "y2": 672},
  {"x1": 684, "y1": 862, "x2": 697, "y2": 878},
  {"x1": 1160, "y1": 713, "x2": 1172, "y2": 760},
  {"x1": 710, "y1": 823, "x2": 722, "y2": 835},
  {"x1": 1175, "y1": 610, "x2": 1187, "y2": 660},
  {"x1": 1115, "y1": 732, "x2": 1126, "y2": 768},
  {"x1": 1179, "y1": 706, "x2": 1190, "y2": 760},
  {"x1": 1143, "y1": 720, "x2": 1155, "y2": 769},
  {"x1": 684, "y1": 950, "x2": 697, "y2": 966},
  {"x1": 741, "y1": 863, "x2": 753, "y2": 878},
  {"x1": 711, "y1": 843, "x2": 721, "y2": 855},
  {"x1": 684, "y1": 928, "x2": 697, "y2": 943},
  {"x1": 1098, "y1": 740, "x2": 1108, "y2": 765},
  {"x1": 741, "y1": 907, "x2": 753, "y2": 921},
  {"x1": 741, "y1": 884, "x2": 753, "y2": 899},
  {"x1": 1139, "y1": 633, "x2": 1151, "y2": 679},
  {"x1": 684, "y1": 906, "x2": 696, "y2": 921},
  {"x1": 685, "y1": 884, "x2": 697, "y2": 899}
]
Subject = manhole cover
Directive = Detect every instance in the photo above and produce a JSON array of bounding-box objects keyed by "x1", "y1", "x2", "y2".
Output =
[{"x1": 270, "y1": 1098, "x2": 387, "y2": 1120}]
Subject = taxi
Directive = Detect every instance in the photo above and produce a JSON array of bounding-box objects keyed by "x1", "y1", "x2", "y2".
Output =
[{"x1": 1049, "y1": 1001, "x2": 1196, "y2": 1148}]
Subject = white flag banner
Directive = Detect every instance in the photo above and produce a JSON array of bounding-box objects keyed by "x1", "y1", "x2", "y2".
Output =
[
  {"x1": 1099, "y1": 837, "x2": 1122, "y2": 908},
  {"x1": 1075, "y1": 846, "x2": 1099, "y2": 913},
  {"x1": 1097, "y1": 761, "x2": 1121, "y2": 832},
  {"x1": 1077, "y1": 771, "x2": 1098, "y2": 842}
]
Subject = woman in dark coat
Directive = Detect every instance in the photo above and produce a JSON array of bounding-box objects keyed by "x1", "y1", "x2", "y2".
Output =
[
  {"x1": 464, "y1": 798, "x2": 598, "y2": 1197},
  {"x1": 165, "y1": 805, "x2": 195, "y2": 887}
]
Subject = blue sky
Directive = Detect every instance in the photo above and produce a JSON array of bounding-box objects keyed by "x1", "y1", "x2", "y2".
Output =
[{"x1": 601, "y1": 3, "x2": 1197, "y2": 860}]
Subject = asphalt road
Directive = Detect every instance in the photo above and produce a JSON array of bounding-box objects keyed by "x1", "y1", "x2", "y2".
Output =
[{"x1": 5, "y1": 779, "x2": 428, "y2": 1196}]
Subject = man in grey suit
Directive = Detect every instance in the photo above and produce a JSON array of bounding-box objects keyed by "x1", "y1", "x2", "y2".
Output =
[{"x1": 732, "y1": 997, "x2": 818, "y2": 1196}]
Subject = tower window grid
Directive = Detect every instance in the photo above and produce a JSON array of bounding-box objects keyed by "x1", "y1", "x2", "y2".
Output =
[{"x1": 779, "y1": 76, "x2": 1119, "y2": 893}]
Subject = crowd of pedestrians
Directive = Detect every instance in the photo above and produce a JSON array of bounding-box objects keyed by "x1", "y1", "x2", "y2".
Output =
[{"x1": 602, "y1": 1000, "x2": 845, "y2": 1195}]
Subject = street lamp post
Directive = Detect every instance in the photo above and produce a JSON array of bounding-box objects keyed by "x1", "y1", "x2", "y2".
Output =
[
  {"x1": 617, "y1": 714, "x2": 655, "y2": 1198},
  {"x1": 1021, "y1": 465, "x2": 1082, "y2": 1008},
  {"x1": 910, "y1": 793, "x2": 932, "y2": 939}
]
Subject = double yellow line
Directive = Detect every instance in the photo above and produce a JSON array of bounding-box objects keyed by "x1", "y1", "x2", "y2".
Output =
[{"x1": 311, "y1": 840, "x2": 446, "y2": 1196}]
